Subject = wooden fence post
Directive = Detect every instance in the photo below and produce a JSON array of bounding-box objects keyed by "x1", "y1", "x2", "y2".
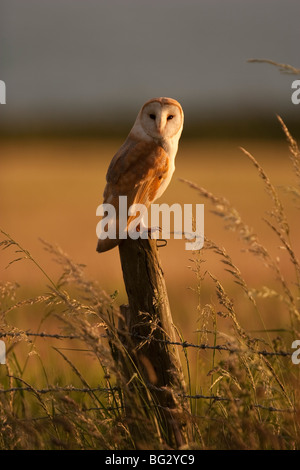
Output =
[{"x1": 117, "y1": 237, "x2": 189, "y2": 449}]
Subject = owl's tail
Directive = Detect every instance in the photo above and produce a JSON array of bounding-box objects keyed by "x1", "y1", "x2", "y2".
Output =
[{"x1": 96, "y1": 238, "x2": 121, "y2": 253}]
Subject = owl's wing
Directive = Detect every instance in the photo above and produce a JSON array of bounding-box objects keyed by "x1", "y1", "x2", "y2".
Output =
[
  {"x1": 130, "y1": 160, "x2": 168, "y2": 208},
  {"x1": 123, "y1": 147, "x2": 170, "y2": 231},
  {"x1": 106, "y1": 137, "x2": 138, "y2": 185},
  {"x1": 104, "y1": 138, "x2": 169, "y2": 205},
  {"x1": 97, "y1": 141, "x2": 169, "y2": 253}
]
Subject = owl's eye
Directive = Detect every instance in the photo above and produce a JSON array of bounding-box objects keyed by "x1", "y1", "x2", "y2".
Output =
[
  {"x1": 167, "y1": 115, "x2": 174, "y2": 120},
  {"x1": 149, "y1": 114, "x2": 156, "y2": 120}
]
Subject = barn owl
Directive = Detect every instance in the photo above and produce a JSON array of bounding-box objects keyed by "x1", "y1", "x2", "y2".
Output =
[{"x1": 96, "y1": 97, "x2": 184, "y2": 253}]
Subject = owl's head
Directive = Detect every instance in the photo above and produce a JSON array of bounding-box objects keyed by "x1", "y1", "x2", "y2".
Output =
[{"x1": 135, "y1": 97, "x2": 184, "y2": 141}]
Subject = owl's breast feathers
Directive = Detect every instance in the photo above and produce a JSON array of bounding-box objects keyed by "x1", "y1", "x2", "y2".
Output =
[{"x1": 97, "y1": 139, "x2": 171, "y2": 253}]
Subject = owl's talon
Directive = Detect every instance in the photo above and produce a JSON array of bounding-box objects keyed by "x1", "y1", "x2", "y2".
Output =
[{"x1": 149, "y1": 226, "x2": 162, "y2": 238}]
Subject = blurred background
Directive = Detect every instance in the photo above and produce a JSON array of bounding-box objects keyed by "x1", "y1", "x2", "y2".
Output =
[
  {"x1": 1, "y1": 0, "x2": 300, "y2": 336},
  {"x1": 0, "y1": 0, "x2": 299, "y2": 136}
]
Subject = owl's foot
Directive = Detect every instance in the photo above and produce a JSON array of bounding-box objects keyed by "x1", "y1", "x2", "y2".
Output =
[
  {"x1": 147, "y1": 227, "x2": 167, "y2": 247},
  {"x1": 136, "y1": 225, "x2": 162, "y2": 237},
  {"x1": 149, "y1": 226, "x2": 162, "y2": 238},
  {"x1": 133, "y1": 224, "x2": 168, "y2": 248},
  {"x1": 137, "y1": 225, "x2": 167, "y2": 247}
]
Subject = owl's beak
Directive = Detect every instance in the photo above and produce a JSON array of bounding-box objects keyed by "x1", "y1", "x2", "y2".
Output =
[{"x1": 156, "y1": 120, "x2": 164, "y2": 135}]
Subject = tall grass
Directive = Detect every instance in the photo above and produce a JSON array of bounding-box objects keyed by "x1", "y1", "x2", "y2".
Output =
[{"x1": 0, "y1": 117, "x2": 299, "y2": 449}]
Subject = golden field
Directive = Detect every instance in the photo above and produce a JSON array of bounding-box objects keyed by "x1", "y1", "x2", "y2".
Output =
[
  {"x1": 1, "y1": 134, "x2": 300, "y2": 449},
  {"x1": 1, "y1": 137, "x2": 299, "y2": 327}
]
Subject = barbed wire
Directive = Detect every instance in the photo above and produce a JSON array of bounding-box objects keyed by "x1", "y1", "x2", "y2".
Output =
[
  {"x1": 129, "y1": 332, "x2": 292, "y2": 357},
  {"x1": 0, "y1": 331, "x2": 106, "y2": 340},
  {"x1": 0, "y1": 384, "x2": 294, "y2": 416},
  {"x1": 0, "y1": 330, "x2": 291, "y2": 357},
  {"x1": 0, "y1": 380, "x2": 296, "y2": 415},
  {"x1": 0, "y1": 385, "x2": 118, "y2": 394},
  {"x1": 0, "y1": 330, "x2": 293, "y2": 414}
]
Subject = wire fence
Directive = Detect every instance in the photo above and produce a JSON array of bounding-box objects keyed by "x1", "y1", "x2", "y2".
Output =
[
  {"x1": 0, "y1": 329, "x2": 292, "y2": 357},
  {"x1": 0, "y1": 328, "x2": 295, "y2": 416},
  {"x1": 0, "y1": 383, "x2": 294, "y2": 415}
]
